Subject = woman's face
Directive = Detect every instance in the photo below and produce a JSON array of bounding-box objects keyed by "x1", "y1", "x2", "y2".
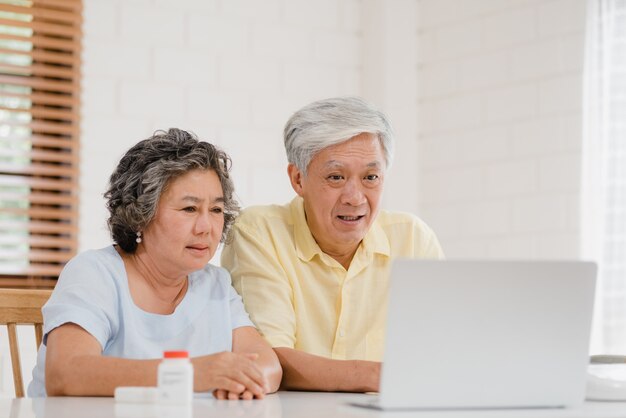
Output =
[{"x1": 140, "y1": 169, "x2": 225, "y2": 278}]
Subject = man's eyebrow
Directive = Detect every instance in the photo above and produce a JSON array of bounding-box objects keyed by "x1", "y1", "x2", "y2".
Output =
[
  {"x1": 323, "y1": 160, "x2": 343, "y2": 169},
  {"x1": 367, "y1": 161, "x2": 383, "y2": 169}
]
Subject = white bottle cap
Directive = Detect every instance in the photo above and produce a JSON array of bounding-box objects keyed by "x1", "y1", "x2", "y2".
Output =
[{"x1": 114, "y1": 386, "x2": 159, "y2": 403}]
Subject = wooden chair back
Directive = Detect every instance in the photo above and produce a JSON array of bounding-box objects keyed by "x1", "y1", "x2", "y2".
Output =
[{"x1": 0, "y1": 289, "x2": 52, "y2": 398}]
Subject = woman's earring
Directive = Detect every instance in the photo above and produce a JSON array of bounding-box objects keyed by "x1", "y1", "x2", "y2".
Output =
[{"x1": 136, "y1": 231, "x2": 142, "y2": 243}]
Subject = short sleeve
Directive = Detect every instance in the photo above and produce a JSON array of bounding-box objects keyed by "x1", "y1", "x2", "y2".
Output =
[
  {"x1": 42, "y1": 250, "x2": 119, "y2": 351},
  {"x1": 414, "y1": 218, "x2": 445, "y2": 259},
  {"x1": 221, "y1": 221, "x2": 297, "y2": 349},
  {"x1": 227, "y1": 283, "x2": 255, "y2": 330}
]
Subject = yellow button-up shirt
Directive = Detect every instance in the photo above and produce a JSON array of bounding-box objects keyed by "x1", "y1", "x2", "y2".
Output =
[{"x1": 221, "y1": 197, "x2": 444, "y2": 361}]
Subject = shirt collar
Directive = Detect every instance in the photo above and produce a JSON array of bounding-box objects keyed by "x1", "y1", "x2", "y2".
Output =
[{"x1": 290, "y1": 196, "x2": 391, "y2": 263}]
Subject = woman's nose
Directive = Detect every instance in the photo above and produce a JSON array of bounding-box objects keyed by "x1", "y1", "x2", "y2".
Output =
[{"x1": 195, "y1": 212, "x2": 212, "y2": 234}]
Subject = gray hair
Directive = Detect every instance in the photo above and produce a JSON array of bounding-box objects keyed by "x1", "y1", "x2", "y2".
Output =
[
  {"x1": 283, "y1": 96, "x2": 394, "y2": 175},
  {"x1": 104, "y1": 128, "x2": 239, "y2": 253}
]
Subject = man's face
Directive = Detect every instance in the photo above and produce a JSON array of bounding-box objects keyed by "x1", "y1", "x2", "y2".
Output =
[{"x1": 288, "y1": 132, "x2": 386, "y2": 260}]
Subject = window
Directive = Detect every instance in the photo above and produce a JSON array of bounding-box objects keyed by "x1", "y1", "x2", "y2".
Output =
[
  {"x1": 582, "y1": 0, "x2": 626, "y2": 353},
  {"x1": 0, "y1": 0, "x2": 82, "y2": 288}
]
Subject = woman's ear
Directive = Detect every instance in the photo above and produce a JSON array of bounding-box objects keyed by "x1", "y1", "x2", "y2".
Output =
[{"x1": 287, "y1": 164, "x2": 304, "y2": 196}]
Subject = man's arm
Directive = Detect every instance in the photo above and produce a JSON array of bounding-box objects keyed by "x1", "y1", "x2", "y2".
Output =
[{"x1": 274, "y1": 347, "x2": 380, "y2": 392}]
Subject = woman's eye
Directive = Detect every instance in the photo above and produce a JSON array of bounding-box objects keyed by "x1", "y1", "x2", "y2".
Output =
[{"x1": 211, "y1": 207, "x2": 224, "y2": 214}]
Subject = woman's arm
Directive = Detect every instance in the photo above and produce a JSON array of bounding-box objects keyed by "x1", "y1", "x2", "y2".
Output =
[
  {"x1": 232, "y1": 326, "x2": 282, "y2": 393},
  {"x1": 45, "y1": 323, "x2": 158, "y2": 396},
  {"x1": 213, "y1": 326, "x2": 283, "y2": 400},
  {"x1": 45, "y1": 323, "x2": 271, "y2": 397}
]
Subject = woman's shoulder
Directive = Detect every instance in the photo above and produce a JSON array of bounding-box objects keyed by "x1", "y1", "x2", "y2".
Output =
[
  {"x1": 57, "y1": 245, "x2": 123, "y2": 289},
  {"x1": 67, "y1": 245, "x2": 118, "y2": 265}
]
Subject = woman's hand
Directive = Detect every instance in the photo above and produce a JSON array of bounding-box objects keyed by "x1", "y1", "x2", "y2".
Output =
[
  {"x1": 213, "y1": 388, "x2": 256, "y2": 400},
  {"x1": 193, "y1": 351, "x2": 269, "y2": 398}
]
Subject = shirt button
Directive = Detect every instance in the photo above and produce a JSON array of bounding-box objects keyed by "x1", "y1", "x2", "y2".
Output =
[{"x1": 339, "y1": 329, "x2": 345, "y2": 337}]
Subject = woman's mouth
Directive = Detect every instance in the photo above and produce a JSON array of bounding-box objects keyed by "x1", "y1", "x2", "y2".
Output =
[{"x1": 187, "y1": 245, "x2": 209, "y2": 253}]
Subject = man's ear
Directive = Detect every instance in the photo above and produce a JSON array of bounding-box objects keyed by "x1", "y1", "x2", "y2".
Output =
[{"x1": 288, "y1": 164, "x2": 304, "y2": 196}]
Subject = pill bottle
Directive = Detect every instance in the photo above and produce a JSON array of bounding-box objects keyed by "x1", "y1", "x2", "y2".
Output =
[{"x1": 158, "y1": 350, "x2": 194, "y2": 404}]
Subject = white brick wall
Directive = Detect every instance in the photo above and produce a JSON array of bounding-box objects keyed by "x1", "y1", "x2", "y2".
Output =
[
  {"x1": 79, "y1": 0, "x2": 588, "y2": 259},
  {"x1": 78, "y1": 0, "x2": 422, "y2": 250},
  {"x1": 79, "y1": 0, "x2": 366, "y2": 250},
  {"x1": 416, "y1": 0, "x2": 587, "y2": 259}
]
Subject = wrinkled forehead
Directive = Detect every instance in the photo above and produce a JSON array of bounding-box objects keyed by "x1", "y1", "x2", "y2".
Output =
[
  {"x1": 312, "y1": 133, "x2": 386, "y2": 166},
  {"x1": 321, "y1": 159, "x2": 384, "y2": 170},
  {"x1": 160, "y1": 168, "x2": 223, "y2": 199}
]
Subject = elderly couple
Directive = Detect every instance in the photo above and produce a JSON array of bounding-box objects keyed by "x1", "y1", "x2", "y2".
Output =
[{"x1": 28, "y1": 97, "x2": 444, "y2": 399}]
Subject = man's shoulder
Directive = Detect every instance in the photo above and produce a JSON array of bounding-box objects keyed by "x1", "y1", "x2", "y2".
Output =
[
  {"x1": 235, "y1": 202, "x2": 293, "y2": 229},
  {"x1": 375, "y1": 210, "x2": 439, "y2": 241},
  {"x1": 375, "y1": 210, "x2": 444, "y2": 258},
  {"x1": 239, "y1": 203, "x2": 288, "y2": 217},
  {"x1": 376, "y1": 209, "x2": 427, "y2": 229}
]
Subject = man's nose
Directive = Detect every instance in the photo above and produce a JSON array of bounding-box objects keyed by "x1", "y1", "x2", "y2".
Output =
[{"x1": 341, "y1": 178, "x2": 366, "y2": 206}]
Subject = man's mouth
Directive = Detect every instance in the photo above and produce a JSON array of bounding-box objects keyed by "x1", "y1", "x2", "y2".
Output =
[{"x1": 337, "y1": 215, "x2": 365, "y2": 221}]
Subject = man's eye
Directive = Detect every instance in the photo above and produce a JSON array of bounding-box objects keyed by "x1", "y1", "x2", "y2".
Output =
[
  {"x1": 365, "y1": 174, "x2": 379, "y2": 181},
  {"x1": 328, "y1": 175, "x2": 343, "y2": 181},
  {"x1": 211, "y1": 207, "x2": 224, "y2": 214},
  {"x1": 183, "y1": 207, "x2": 196, "y2": 213}
]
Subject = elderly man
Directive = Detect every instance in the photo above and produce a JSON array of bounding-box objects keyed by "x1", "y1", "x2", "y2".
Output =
[{"x1": 221, "y1": 97, "x2": 444, "y2": 392}]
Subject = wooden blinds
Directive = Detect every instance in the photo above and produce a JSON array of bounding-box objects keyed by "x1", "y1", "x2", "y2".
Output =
[{"x1": 0, "y1": 0, "x2": 82, "y2": 287}]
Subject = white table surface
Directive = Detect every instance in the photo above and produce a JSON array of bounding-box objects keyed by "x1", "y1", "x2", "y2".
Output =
[{"x1": 3, "y1": 392, "x2": 626, "y2": 418}]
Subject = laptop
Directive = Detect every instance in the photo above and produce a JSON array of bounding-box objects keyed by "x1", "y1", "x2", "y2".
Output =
[{"x1": 352, "y1": 259, "x2": 597, "y2": 410}]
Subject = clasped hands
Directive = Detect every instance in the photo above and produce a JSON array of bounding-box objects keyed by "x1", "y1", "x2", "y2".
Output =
[{"x1": 193, "y1": 352, "x2": 270, "y2": 400}]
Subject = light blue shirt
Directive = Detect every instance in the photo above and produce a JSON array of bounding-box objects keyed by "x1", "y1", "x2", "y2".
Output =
[{"x1": 28, "y1": 245, "x2": 253, "y2": 397}]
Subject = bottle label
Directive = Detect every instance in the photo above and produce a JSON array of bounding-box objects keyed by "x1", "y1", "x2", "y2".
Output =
[{"x1": 158, "y1": 364, "x2": 193, "y2": 403}]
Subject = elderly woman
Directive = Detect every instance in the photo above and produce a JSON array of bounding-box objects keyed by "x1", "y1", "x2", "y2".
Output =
[{"x1": 27, "y1": 128, "x2": 281, "y2": 399}]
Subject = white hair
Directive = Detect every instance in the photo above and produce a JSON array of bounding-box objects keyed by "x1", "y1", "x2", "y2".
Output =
[{"x1": 283, "y1": 96, "x2": 394, "y2": 175}]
